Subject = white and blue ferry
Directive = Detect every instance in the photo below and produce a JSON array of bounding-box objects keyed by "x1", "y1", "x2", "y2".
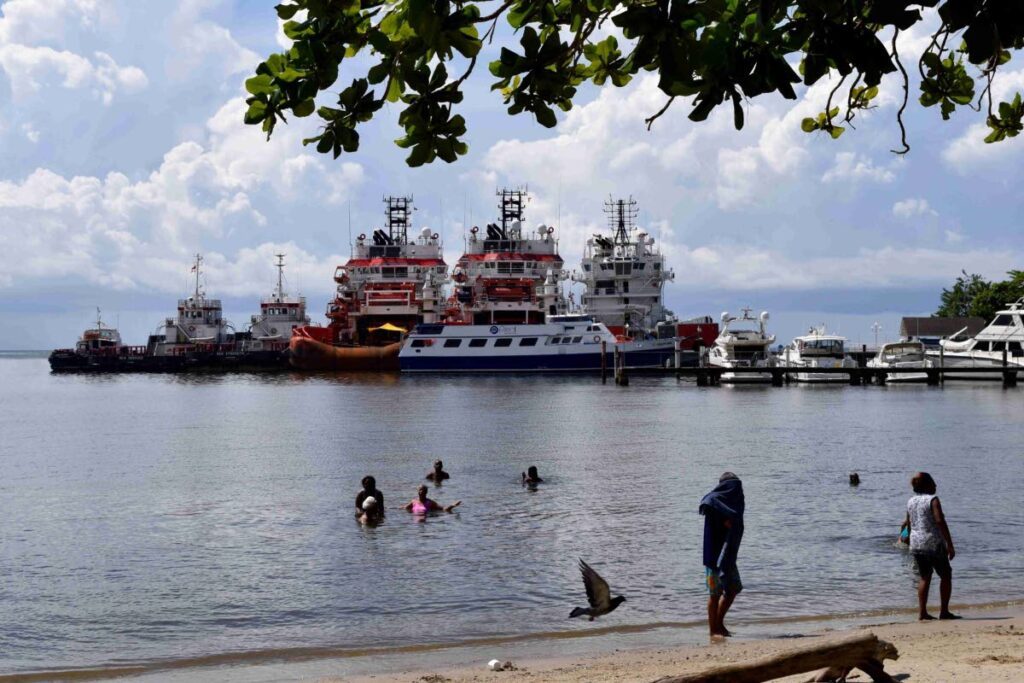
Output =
[{"x1": 399, "y1": 314, "x2": 676, "y2": 372}]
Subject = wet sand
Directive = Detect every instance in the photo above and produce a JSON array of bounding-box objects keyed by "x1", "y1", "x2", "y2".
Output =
[{"x1": 334, "y1": 604, "x2": 1024, "y2": 683}]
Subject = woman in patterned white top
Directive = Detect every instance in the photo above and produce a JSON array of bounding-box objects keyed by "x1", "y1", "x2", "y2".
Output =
[{"x1": 900, "y1": 472, "x2": 959, "y2": 621}]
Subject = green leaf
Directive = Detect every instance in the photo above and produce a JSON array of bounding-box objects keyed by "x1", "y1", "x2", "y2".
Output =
[
  {"x1": 828, "y1": 126, "x2": 845, "y2": 139},
  {"x1": 801, "y1": 117, "x2": 818, "y2": 133},
  {"x1": 245, "y1": 74, "x2": 275, "y2": 96},
  {"x1": 275, "y1": 3, "x2": 299, "y2": 20},
  {"x1": 293, "y1": 99, "x2": 315, "y2": 117},
  {"x1": 244, "y1": 100, "x2": 267, "y2": 124}
]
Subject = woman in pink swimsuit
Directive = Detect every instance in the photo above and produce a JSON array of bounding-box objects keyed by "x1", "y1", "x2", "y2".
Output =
[{"x1": 405, "y1": 484, "x2": 461, "y2": 515}]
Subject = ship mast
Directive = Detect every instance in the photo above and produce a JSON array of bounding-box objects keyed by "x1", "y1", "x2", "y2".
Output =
[
  {"x1": 604, "y1": 196, "x2": 638, "y2": 246},
  {"x1": 384, "y1": 195, "x2": 412, "y2": 245},
  {"x1": 192, "y1": 253, "x2": 203, "y2": 299},
  {"x1": 275, "y1": 253, "x2": 286, "y2": 300}
]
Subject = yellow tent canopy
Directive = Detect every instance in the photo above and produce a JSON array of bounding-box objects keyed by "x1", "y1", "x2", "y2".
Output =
[{"x1": 368, "y1": 323, "x2": 407, "y2": 334}]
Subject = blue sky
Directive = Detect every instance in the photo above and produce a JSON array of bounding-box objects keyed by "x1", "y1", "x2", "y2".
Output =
[{"x1": 0, "y1": 0, "x2": 1021, "y2": 349}]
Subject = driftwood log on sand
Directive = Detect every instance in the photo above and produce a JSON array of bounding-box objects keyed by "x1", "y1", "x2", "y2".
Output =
[{"x1": 652, "y1": 631, "x2": 900, "y2": 683}]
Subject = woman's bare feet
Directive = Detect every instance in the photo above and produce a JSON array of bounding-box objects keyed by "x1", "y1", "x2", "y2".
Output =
[
  {"x1": 919, "y1": 613, "x2": 936, "y2": 621},
  {"x1": 939, "y1": 611, "x2": 962, "y2": 620}
]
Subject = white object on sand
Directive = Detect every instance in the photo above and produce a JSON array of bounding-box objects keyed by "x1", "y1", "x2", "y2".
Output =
[{"x1": 487, "y1": 659, "x2": 503, "y2": 671}]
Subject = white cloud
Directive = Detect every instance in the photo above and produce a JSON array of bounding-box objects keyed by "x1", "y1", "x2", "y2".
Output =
[
  {"x1": 892, "y1": 197, "x2": 937, "y2": 218},
  {"x1": 0, "y1": 44, "x2": 147, "y2": 103},
  {"x1": 942, "y1": 68, "x2": 1024, "y2": 169},
  {"x1": 944, "y1": 230, "x2": 964, "y2": 244},
  {"x1": 21, "y1": 122, "x2": 39, "y2": 142},
  {"x1": 822, "y1": 152, "x2": 898, "y2": 184}
]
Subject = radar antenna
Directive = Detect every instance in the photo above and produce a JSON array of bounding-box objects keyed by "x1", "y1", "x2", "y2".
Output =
[
  {"x1": 383, "y1": 195, "x2": 413, "y2": 244},
  {"x1": 275, "y1": 253, "x2": 286, "y2": 300},
  {"x1": 604, "y1": 196, "x2": 638, "y2": 246},
  {"x1": 496, "y1": 187, "x2": 528, "y2": 231}
]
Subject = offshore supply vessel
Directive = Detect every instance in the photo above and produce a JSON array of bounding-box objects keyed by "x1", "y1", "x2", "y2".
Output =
[{"x1": 288, "y1": 196, "x2": 447, "y2": 370}]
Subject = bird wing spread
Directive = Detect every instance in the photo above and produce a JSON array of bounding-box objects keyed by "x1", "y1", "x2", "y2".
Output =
[{"x1": 579, "y1": 559, "x2": 611, "y2": 611}]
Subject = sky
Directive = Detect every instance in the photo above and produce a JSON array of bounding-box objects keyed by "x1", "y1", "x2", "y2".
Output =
[{"x1": 0, "y1": 0, "x2": 1021, "y2": 349}]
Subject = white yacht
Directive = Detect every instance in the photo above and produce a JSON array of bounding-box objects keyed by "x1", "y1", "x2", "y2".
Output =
[
  {"x1": 927, "y1": 299, "x2": 1024, "y2": 379},
  {"x1": 866, "y1": 341, "x2": 932, "y2": 383},
  {"x1": 708, "y1": 308, "x2": 775, "y2": 383},
  {"x1": 782, "y1": 326, "x2": 857, "y2": 383}
]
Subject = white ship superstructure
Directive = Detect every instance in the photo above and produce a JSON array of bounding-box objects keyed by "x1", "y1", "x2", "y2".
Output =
[
  {"x1": 782, "y1": 325, "x2": 857, "y2": 383},
  {"x1": 247, "y1": 254, "x2": 310, "y2": 348},
  {"x1": 708, "y1": 308, "x2": 775, "y2": 383},
  {"x1": 446, "y1": 188, "x2": 566, "y2": 325},
  {"x1": 150, "y1": 254, "x2": 234, "y2": 356},
  {"x1": 324, "y1": 196, "x2": 447, "y2": 344},
  {"x1": 573, "y1": 197, "x2": 674, "y2": 335},
  {"x1": 928, "y1": 299, "x2": 1024, "y2": 379}
]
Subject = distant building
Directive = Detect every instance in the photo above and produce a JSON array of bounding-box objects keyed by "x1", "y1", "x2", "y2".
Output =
[{"x1": 900, "y1": 317, "x2": 986, "y2": 347}]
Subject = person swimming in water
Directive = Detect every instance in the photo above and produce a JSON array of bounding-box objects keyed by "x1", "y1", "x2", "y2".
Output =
[
  {"x1": 355, "y1": 476, "x2": 384, "y2": 517},
  {"x1": 358, "y1": 496, "x2": 383, "y2": 525},
  {"x1": 425, "y1": 460, "x2": 450, "y2": 482},
  {"x1": 404, "y1": 484, "x2": 460, "y2": 514},
  {"x1": 522, "y1": 466, "x2": 543, "y2": 485}
]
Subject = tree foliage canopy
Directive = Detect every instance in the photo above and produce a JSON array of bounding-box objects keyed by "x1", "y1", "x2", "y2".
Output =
[
  {"x1": 244, "y1": 0, "x2": 1024, "y2": 166},
  {"x1": 937, "y1": 270, "x2": 1024, "y2": 321}
]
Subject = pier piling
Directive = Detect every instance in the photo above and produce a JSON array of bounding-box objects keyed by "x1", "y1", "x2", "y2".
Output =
[{"x1": 601, "y1": 341, "x2": 607, "y2": 384}]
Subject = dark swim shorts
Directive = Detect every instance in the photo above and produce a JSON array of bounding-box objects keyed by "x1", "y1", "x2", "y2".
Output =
[{"x1": 913, "y1": 548, "x2": 952, "y2": 580}]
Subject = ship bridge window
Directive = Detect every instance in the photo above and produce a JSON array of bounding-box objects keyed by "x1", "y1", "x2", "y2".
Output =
[
  {"x1": 436, "y1": 266, "x2": 446, "y2": 274},
  {"x1": 410, "y1": 339, "x2": 429, "y2": 348},
  {"x1": 596, "y1": 280, "x2": 614, "y2": 289},
  {"x1": 550, "y1": 336, "x2": 561, "y2": 344},
  {"x1": 992, "y1": 341, "x2": 1006, "y2": 352},
  {"x1": 1009, "y1": 341, "x2": 1023, "y2": 355},
  {"x1": 560, "y1": 337, "x2": 573, "y2": 344},
  {"x1": 469, "y1": 338, "x2": 487, "y2": 347},
  {"x1": 444, "y1": 339, "x2": 462, "y2": 348},
  {"x1": 519, "y1": 337, "x2": 538, "y2": 347},
  {"x1": 615, "y1": 263, "x2": 632, "y2": 276},
  {"x1": 994, "y1": 314, "x2": 1014, "y2": 326},
  {"x1": 635, "y1": 263, "x2": 645, "y2": 270},
  {"x1": 583, "y1": 264, "x2": 591, "y2": 271},
  {"x1": 975, "y1": 341, "x2": 990, "y2": 351},
  {"x1": 497, "y1": 262, "x2": 525, "y2": 275},
  {"x1": 382, "y1": 267, "x2": 409, "y2": 278},
  {"x1": 653, "y1": 263, "x2": 661, "y2": 270},
  {"x1": 600, "y1": 263, "x2": 611, "y2": 271},
  {"x1": 494, "y1": 338, "x2": 513, "y2": 347},
  {"x1": 572, "y1": 336, "x2": 583, "y2": 343}
]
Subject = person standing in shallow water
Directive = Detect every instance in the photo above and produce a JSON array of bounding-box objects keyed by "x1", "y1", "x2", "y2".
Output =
[
  {"x1": 425, "y1": 460, "x2": 450, "y2": 483},
  {"x1": 699, "y1": 472, "x2": 745, "y2": 639},
  {"x1": 355, "y1": 476, "x2": 384, "y2": 517},
  {"x1": 902, "y1": 472, "x2": 959, "y2": 621}
]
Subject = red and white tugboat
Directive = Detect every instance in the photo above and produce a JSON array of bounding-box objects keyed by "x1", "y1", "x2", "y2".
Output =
[
  {"x1": 289, "y1": 196, "x2": 447, "y2": 371},
  {"x1": 239, "y1": 253, "x2": 310, "y2": 361}
]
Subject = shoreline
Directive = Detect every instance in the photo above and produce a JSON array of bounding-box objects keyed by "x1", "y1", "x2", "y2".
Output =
[{"x1": 4, "y1": 599, "x2": 1022, "y2": 682}]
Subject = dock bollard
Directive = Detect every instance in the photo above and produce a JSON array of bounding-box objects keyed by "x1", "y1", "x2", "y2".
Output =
[{"x1": 601, "y1": 341, "x2": 607, "y2": 384}]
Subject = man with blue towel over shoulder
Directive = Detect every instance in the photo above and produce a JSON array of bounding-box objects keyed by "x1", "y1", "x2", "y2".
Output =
[{"x1": 700, "y1": 471, "x2": 745, "y2": 639}]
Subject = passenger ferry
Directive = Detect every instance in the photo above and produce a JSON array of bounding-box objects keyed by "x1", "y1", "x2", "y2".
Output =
[
  {"x1": 399, "y1": 314, "x2": 675, "y2": 372},
  {"x1": 927, "y1": 298, "x2": 1024, "y2": 379},
  {"x1": 289, "y1": 196, "x2": 447, "y2": 370},
  {"x1": 781, "y1": 325, "x2": 857, "y2": 383}
]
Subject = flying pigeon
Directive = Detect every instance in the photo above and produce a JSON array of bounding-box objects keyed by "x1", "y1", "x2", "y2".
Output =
[{"x1": 569, "y1": 559, "x2": 626, "y2": 620}]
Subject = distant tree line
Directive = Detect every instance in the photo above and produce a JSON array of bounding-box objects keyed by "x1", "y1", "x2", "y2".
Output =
[{"x1": 937, "y1": 270, "x2": 1024, "y2": 321}]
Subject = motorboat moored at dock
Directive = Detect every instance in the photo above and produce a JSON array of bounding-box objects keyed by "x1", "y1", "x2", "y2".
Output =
[
  {"x1": 708, "y1": 308, "x2": 776, "y2": 383},
  {"x1": 926, "y1": 299, "x2": 1024, "y2": 380},
  {"x1": 866, "y1": 341, "x2": 932, "y2": 383},
  {"x1": 781, "y1": 326, "x2": 857, "y2": 383}
]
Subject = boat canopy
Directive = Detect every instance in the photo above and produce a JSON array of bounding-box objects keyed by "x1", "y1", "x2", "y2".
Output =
[{"x1": 368, "y1": 322, "x2": 408, "y2": 333}]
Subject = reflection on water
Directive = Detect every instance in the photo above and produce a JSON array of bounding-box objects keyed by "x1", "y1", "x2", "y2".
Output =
[{"x1": 0, "y1": 358, "x2": 1022, "y2": 674}]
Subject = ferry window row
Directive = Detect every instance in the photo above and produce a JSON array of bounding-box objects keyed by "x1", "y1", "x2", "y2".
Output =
[
  {"x1": 974, "y1": 340, "x2": 1023, "y2": 354},
  {"x1": 351, "y1": 266, "x2": 446, "y2": 276},
  {"x1": 412, "y1": 336, "x2": 591, "y2": 349},
  {"x1": 265, "y1": 307, "x2": 295, "y2": 315}
]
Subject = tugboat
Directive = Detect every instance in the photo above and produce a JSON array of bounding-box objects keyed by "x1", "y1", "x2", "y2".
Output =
[
  {"x1": 146, "y1": 253, "x2": 235, "y2": 365},
  {"x1": 573, "y1": 197, "x2": 675, "y2": 336},
  {"x1": 48, "y1": 309, "x2": 146, "y2": 372},
  {"x1": 707, "y1": 308, "x2": 776, "y2": 383},
  {"x1": 238, "y1": 253, "x2": 310, "y2": 363},
  {"x1": 399, "y1": 189, "x2": 677, "y2": 372},
  {"x1": 289, "y1": 196, "x2": 447, "y2": 371}
]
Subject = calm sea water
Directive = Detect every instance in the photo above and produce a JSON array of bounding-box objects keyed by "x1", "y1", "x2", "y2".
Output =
[{"x1": 1, "y1": 357, "x2": 1023, "y2": 676}]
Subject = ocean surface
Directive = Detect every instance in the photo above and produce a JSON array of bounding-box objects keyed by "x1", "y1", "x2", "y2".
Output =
[{"x1": 1, "y1": 356, "x2": 1023, "y2": 678}]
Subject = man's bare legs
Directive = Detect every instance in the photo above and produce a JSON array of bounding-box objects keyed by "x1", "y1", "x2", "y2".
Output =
[{"x1": 708, "y1": 591, "x2": 738, "y2": 637}]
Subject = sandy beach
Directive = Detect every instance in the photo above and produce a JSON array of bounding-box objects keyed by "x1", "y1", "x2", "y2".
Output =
[{"x1": 335, "y1": 604, "x2": 1024, "y2": 683}]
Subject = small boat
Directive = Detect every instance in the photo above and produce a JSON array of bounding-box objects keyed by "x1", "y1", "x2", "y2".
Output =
[
  {"x1": 782, "y1": 326, "x2": 857, "y2": 383},
  {"x1": 926, "y1": 298, "x2": 1024, "y2": 379},
  {"x1": 708, "y1": 308, "x2": 775, "y2": 383},
  {"x1": 866, "y1": 341, "x2": 932, "y2": 383}
]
